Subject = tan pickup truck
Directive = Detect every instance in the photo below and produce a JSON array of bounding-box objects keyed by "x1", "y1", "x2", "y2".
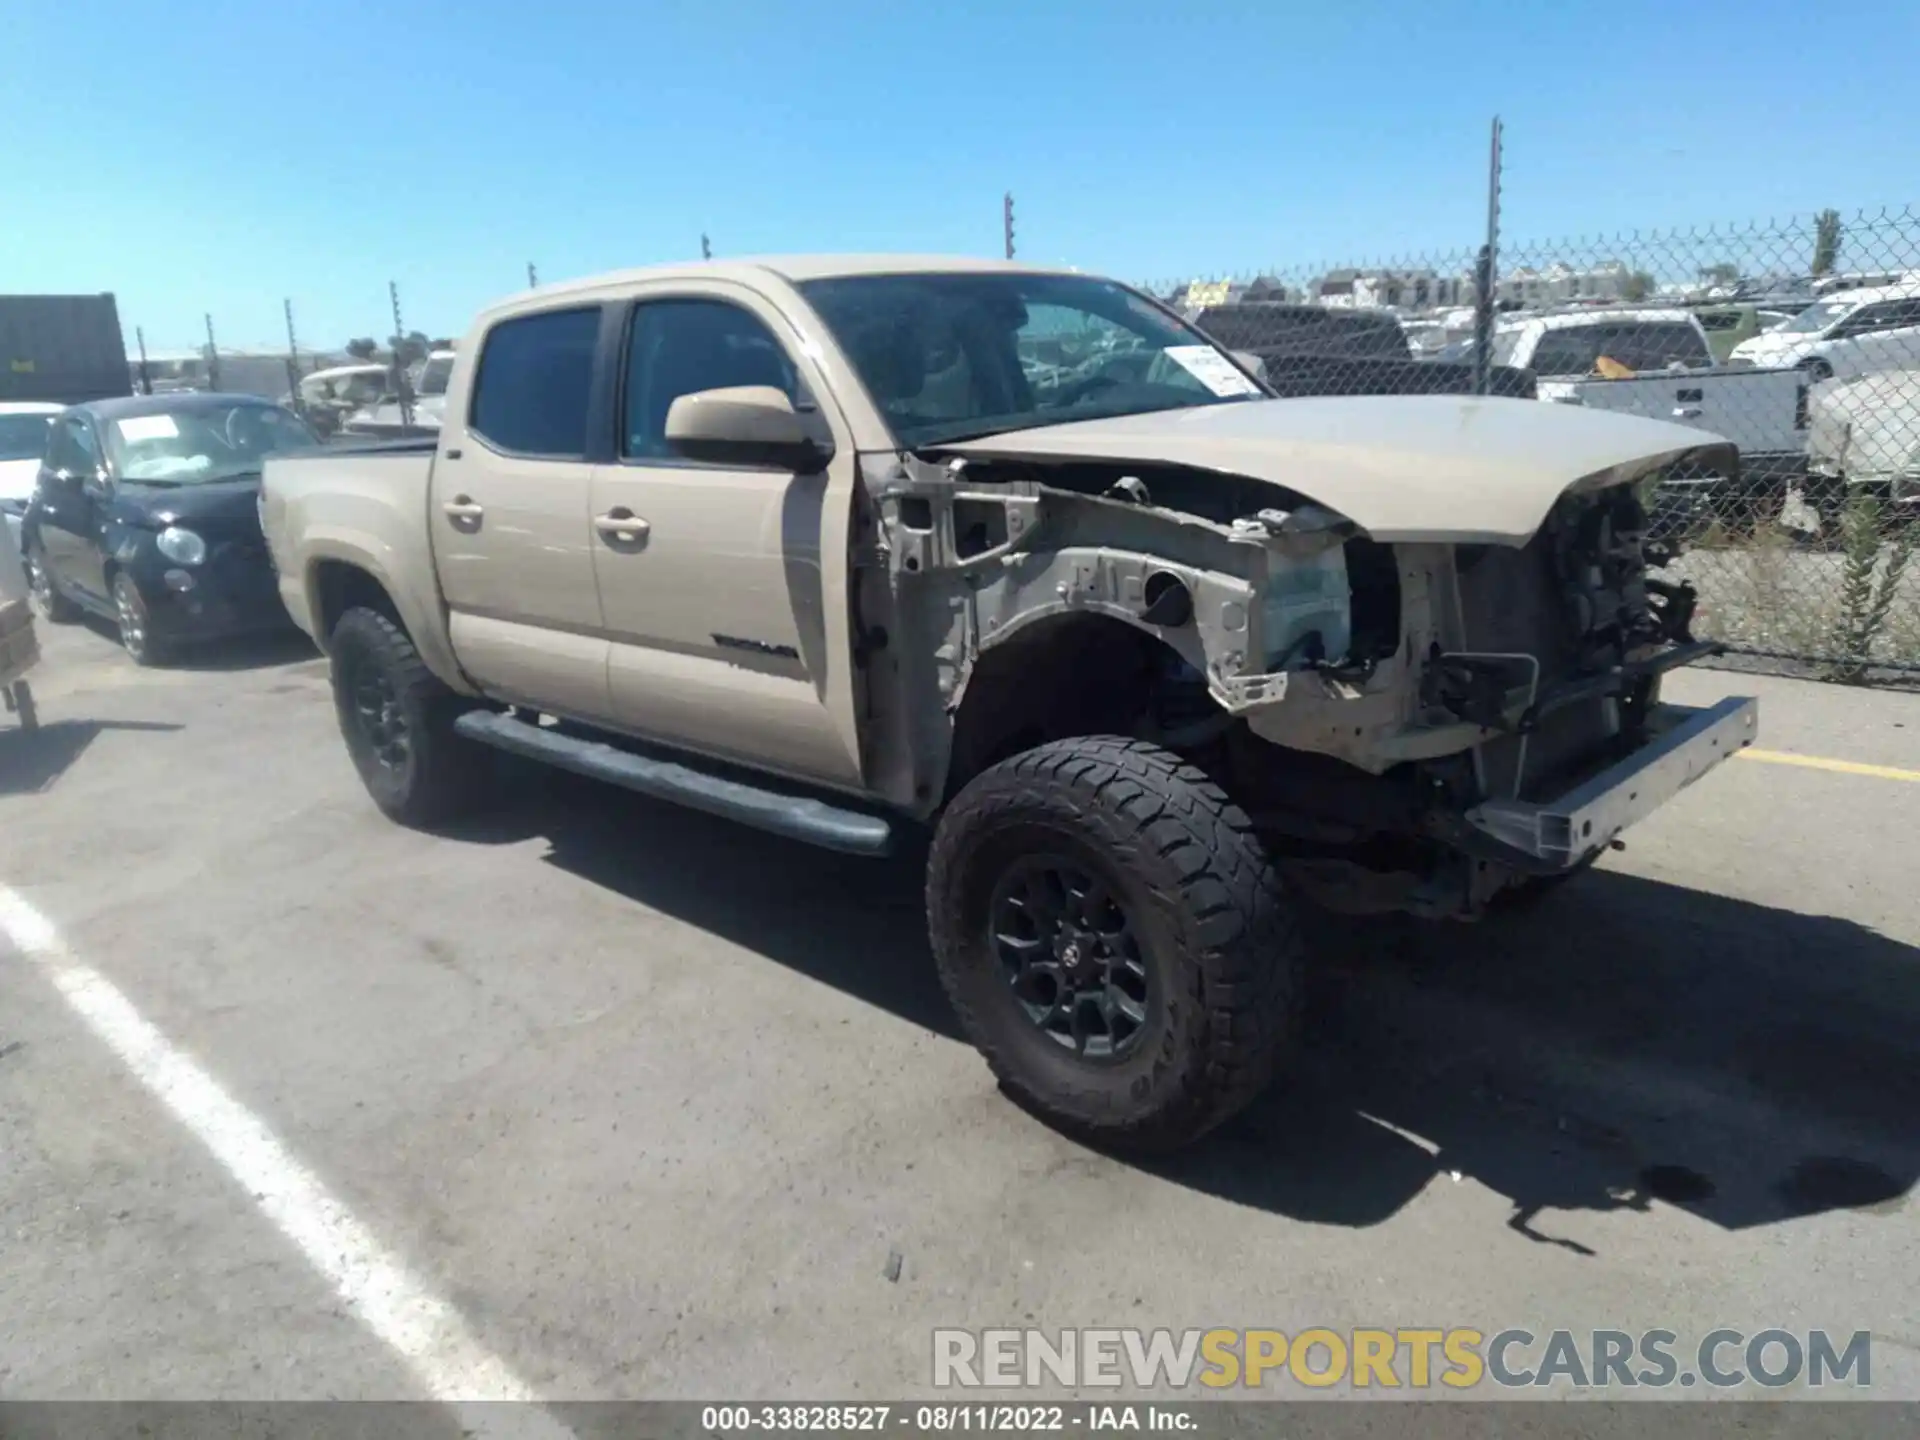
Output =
[{"x1": 261, "y1": 255, "x2": 1758, "y2": 1150}]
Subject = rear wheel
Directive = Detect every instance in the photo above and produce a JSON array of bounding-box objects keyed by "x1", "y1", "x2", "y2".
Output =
[
  {"x1": 24, "y1": 545, "x2": 79, "y2": 624},
  {"x1": 329, "y1": 606, "x2": 491, "y2": 826},
  {"x1": 928, "y1": 736, "x2": 1301, "y2": 1151}
]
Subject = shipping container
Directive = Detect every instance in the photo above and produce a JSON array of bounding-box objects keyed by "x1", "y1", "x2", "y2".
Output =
[{"x1": 1, "y1": 294, "x2": 133, "y2": 405}]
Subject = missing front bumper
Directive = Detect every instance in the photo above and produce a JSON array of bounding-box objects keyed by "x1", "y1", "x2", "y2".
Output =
[{"x1": 1464, "y1": 696, "x2": 1759, "y2": 868}]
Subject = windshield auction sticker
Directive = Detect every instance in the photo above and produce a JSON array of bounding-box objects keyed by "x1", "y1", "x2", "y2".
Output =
[{"x1": 1163, "y1": 346, "x2": 1263, "y2": 398}]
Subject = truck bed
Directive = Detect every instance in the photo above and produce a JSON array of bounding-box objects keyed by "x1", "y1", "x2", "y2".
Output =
[
  {"x1": 260, "y1": 441, "x2": 439, "y2": 646},
  {"x1": 1539, "y1": 364, "x2": 1807, "y2": 466}
]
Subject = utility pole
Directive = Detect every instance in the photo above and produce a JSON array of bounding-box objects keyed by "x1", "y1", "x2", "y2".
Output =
[
  {"x1": 1003, "y1": 192, "x2": 1015, "y2": 260},
  {"x1": 1471, "y1": 116, "x2": 1503, "y2": 398},
  {"x1": 527, "y1": 261, "x2": 538, "y2": 288},
  {"x1": 389, "y1": 280, "x2": 415, "y2": 433},
  {"x1": 135, "y1": 326, "x2": 152, "y2": 396},
  {"x1": 701, "y1": 233, "x2": 712, "y2": 260},
  {"x1": 283, "y1": 298, "x2": 302, "y2": 407},
  {"x1": 204, "y1": 313, "x2": 221, "y2": 390}
]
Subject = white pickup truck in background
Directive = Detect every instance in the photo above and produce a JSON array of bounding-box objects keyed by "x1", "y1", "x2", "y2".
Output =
[{"x1": 1495, "y1": 308, "x2": 1809, "y2": 481}]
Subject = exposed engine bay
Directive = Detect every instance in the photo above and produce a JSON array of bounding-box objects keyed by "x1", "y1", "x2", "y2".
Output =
[{"x1": 854, "y1": 446, "x2": 1717, "y2": 917}]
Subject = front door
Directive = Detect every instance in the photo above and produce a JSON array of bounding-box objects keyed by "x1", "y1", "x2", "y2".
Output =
[
  {"x1": 34, "y1": 413, "x2": 109, "y2": 606},
  {"x1": 590, "y1": 287, "x2": 865, "y2": 789},
  {"x1": 428, "y1": 304, "x2": 614, "y2": 722}
]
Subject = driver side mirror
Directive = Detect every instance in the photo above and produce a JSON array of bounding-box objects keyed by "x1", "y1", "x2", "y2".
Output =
[{"x1": 664, "y1": 386, "x2": 833, "y2": 471}]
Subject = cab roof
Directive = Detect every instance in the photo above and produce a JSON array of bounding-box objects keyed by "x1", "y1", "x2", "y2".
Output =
[
  {"x1": 480, "y1": 255, "x2": 1087, "y2": 322},
  {"x1": 1497, "y1": 307, "x2": 1699, "y2": 331},
  {"x1": 1818, "y1": 279, "x2": 1920, "y2": 307}
]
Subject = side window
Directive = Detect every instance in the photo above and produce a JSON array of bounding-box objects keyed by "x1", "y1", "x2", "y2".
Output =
[
  {"x1": 621, "y1": 299, "x2": 799, "y2": 460},
  {"x1": 468, "y1": 307, "x2": 601, "y2": 458},
  {"x1": 1838, "y1": 302, "x2": 1897, "y2": 337},
  {"x1": 48, "y1": 417, "x2": 97, "y2": 473},
  {"x1": 1527, "y1": 329, "x2": 1604, "y2": 376}
]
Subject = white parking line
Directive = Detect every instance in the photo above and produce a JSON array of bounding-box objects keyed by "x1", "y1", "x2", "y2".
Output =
[{"x1": 0, "y1": 883, "x2": 576, "y2": 1437}]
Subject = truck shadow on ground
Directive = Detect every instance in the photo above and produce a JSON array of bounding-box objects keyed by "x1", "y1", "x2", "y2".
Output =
[
  {"x1": 0, "y1": 718, "x2": 183, "y2": 796},
  {"x1": 463, "y1": 768, "x2": 1919, "y2": 1244}
]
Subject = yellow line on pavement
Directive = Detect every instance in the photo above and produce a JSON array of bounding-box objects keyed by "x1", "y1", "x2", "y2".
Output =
[{"x1": 1737, "y1": 748, "x2": 1920, "y2": 783}]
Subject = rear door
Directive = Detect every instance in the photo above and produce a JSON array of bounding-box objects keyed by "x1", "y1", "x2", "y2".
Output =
[
  {"x1": 429, "y1": 304, "x2": 614, "y2": 721},
  {"x1": 588, "y1": 284, "x2": 866, "y2": 788}
]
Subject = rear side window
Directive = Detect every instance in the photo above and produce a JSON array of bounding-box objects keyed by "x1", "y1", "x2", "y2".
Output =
[
  {"x1": 1530, "y1": 321, "x2": 1711, "y2": 376},
  {"x1": 468, "y1": 307, "x2": 601, "y2": 457}
]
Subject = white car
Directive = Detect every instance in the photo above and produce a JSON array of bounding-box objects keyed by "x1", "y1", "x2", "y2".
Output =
[
  {"x1": 0, "y1": 401, "x2": 62, "y2": 557},
  {"x1": 341, "y1": 349, "x2": 456, "y2": 438},
  {"x1": 1729, "y1": 282, "x2": 1920, "y2": 381}
]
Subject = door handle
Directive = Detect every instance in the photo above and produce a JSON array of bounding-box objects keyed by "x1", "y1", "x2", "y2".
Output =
[
  {"x1": 1672, "y1": 406, "x2": 1703, "y2": 419},
  {"x1": 442, "y1": 495, "x2": 484, "y2": 524},
  {"x1": 594, "y1": 508, "x2": 650, "y2": 546}
]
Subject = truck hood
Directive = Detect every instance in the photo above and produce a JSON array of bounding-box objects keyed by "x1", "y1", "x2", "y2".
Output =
[
  {"x1": 934, "y1": 395, "x2": 1733, "y2": 545},
  {"x1": 1731, "y1": 332, "x2": 1815, "y2": 365}
]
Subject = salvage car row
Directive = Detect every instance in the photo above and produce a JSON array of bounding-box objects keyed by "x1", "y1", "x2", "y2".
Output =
[
  {"x1": 12, "y1": 255, "x2": 1766, "y2": 1152},
  {"x1": 1186, "y1": 284, "x2": 1920, "y2": 531}
]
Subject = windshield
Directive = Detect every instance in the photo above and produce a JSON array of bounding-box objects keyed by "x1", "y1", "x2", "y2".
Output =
[
  {"x1": 107, "y1": 403, "x2": 318, "y2": 484},
  {"x1": 798, "y1": 272, "x2": 1263, "y2": 448},
  {"x1": 1781, "y1": 300, "x2": 1853, "y2": 335},
  {"x1": 416, "y1": 355, "x2": 454, "y2": 396},
  {"x1": 0, "y1": 413, "x2": 55, "y2": 463}
]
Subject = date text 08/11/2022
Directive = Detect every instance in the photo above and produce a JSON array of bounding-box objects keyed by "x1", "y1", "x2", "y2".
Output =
[{"x1": 701, "y1": 1404, "x2": 1196, "y2": 1433}]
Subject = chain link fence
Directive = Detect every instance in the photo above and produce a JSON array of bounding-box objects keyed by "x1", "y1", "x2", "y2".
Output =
[
  {"x1": 130, "y1": 208, "x2": 1920, "y2": 681},
  {"x1": 1153, "y1": 205, "x2": 1920, "y2": 681}
]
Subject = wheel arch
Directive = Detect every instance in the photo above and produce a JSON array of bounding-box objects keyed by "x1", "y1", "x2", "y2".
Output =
[
  {"x1": 943, "y1": 608, "x2": 1209, "y2": 803},
  {"x1": 297, "y1": 543, "x2": 475, "y2": 695}
]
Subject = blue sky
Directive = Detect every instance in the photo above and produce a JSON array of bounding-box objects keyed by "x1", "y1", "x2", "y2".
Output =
[{"x1": 5, "y1": 0, "x2": 1914, "y2": 351}]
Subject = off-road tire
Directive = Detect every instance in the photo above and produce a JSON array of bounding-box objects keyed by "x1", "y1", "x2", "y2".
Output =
[
  {"x1": 928, "y1": 736, "x2": 1301, "y2": 1152},
  {"x1": 329, "y1": 606, "x2": 490, "y2": 826}
]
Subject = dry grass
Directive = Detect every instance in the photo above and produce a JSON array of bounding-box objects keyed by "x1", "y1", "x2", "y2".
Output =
[{"x1": 1668, "y1": 519, "x2": 1920, "y2": 674}]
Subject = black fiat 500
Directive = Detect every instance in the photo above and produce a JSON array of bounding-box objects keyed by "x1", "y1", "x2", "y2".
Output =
[{"x1": 19, "y1": 394, "x2": 319, "y2": 664}]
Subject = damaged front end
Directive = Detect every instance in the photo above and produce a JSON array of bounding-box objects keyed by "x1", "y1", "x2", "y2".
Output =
[{"x1": 855, "y1": 434, "x2": 1756, "y2": 920}]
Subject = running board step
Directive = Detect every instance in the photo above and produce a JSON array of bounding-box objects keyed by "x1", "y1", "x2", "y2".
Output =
[{"x1": 453, "y1": 709, "x2": 894, "y2": 858}]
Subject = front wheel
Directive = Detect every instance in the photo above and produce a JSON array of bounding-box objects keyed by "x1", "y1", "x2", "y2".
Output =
[
  {"x1": 329, "y1": 606, "x2": 491, "y2": 826},
  {"x1": 112, "y1": 572, "x2": 169, "y2": 666},
  {"x1": 927, "y1": 737, "x2": 1302, "y2": 1152}
]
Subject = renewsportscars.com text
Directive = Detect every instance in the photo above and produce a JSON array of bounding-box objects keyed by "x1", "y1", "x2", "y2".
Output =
[{"x1": 932, "y1": 1327, "x2": 1872, "y2": 1391}]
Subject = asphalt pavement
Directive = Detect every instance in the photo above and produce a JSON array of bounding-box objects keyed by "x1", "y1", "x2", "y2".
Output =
[{"x1": 1, "y1": 617, "x2": 1916, "y2": 1407}]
